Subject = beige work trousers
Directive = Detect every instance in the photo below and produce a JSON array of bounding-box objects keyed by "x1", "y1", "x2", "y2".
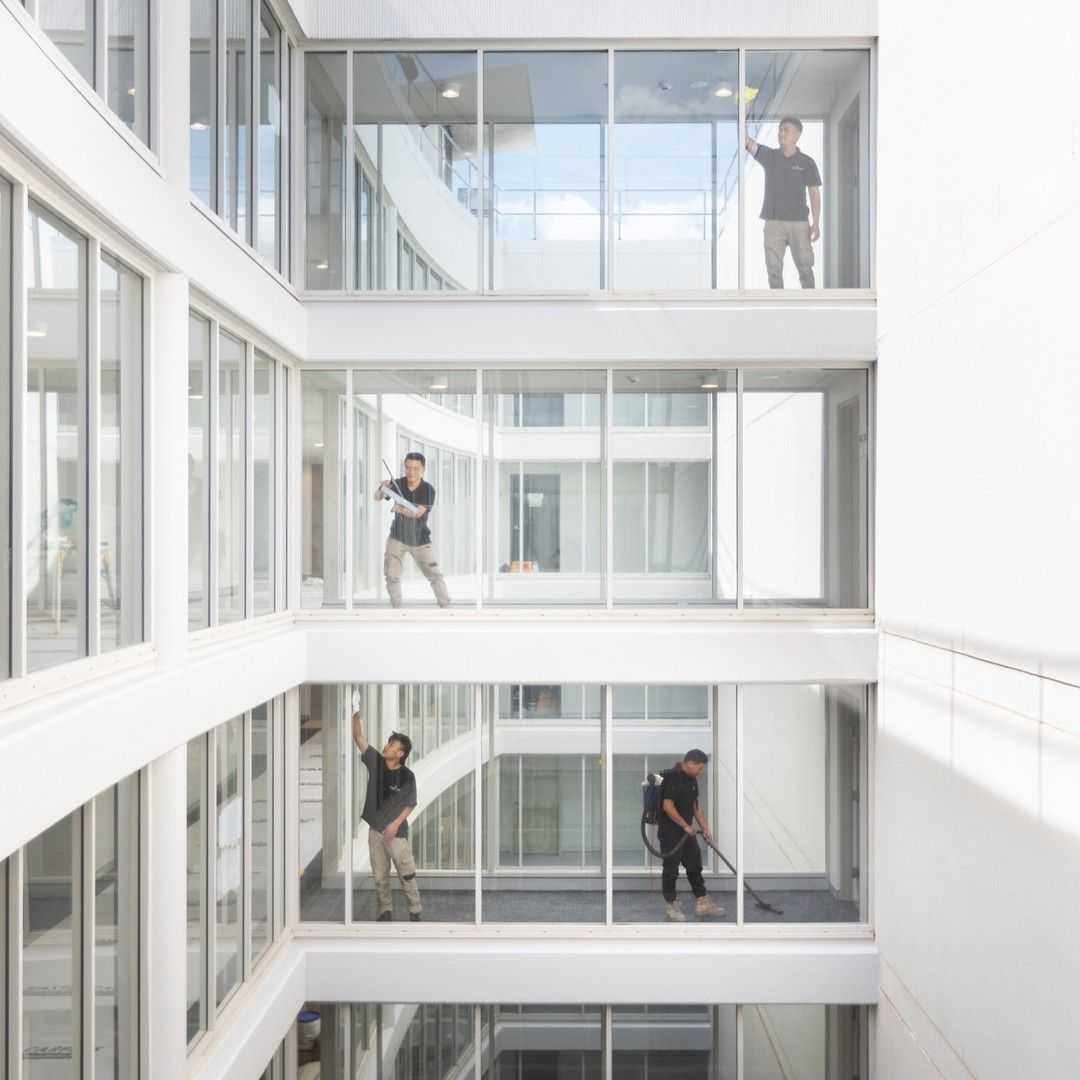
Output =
[
  {"x1": 368, "y1": 832, "x2": 422, "y2": 916},
  {"x1": 763, "y1": 219, "x2": 815, "y2": 288},
  {"x1": 384, "y1": 537, "x2": 451, "y2": 608}
]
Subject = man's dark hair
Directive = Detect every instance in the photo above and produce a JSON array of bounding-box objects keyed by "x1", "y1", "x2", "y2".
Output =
[
  {"x1": 779, "y1": 116, "x2": 803, "y2": 133},
  {"x1": 389, "y1": 732, "x2": 413, "y2": 761},
  {"x1": 404, "y1": 451, "x2": 426, "y2": 468},
  {"x1": 684, "y1": 748, "x2": 709, "y2": 765}
]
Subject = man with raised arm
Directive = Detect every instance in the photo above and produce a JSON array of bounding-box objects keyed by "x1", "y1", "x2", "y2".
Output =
[
  {"x1": 745, "y1": 117, "x2": 822, "y2": 288},
  {"x1": 375, "y1": 451, "x2": 451, "y2": 608},
  {"x1": 351, "y1": 704, "x2": 422, "y2": 921},
  {"x1": 659, "y1": 749, "x2": 725, "y2": 922}
]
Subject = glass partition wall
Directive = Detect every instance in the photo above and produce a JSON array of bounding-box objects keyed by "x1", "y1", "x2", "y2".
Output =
[
  {"x1": 305, "y1": 48, "x2": 870, "y2": 293},
  {"x1": 299, "y1": 683, "x2": 869, "y2": 927},
  {"x1": 299, "y1": 367, "x2": 869, "y2": 611},
  {"x1": 292, "y1": 1002, "x2": 869, "y2": 1079}
]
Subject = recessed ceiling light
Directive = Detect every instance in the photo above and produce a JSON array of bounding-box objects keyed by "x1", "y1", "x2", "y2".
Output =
[
  {"x1": 760, "y1": 374, "x2": 780, "y2": 380},
  {"x1": 315, "y1": 260, "x2": 329, "y2": 271},
  {"x1": 626, "y1": 375, "x2": 640, "y2": 384},
  {"x1": 27, "y1": 322, "x2": 48, "y2": 339},
  {"x1": 190, "y1": 120, "x2": 208, "y2": 131},
  {"x1": 700, "y1": 380, "x2": 720, "y2": 390},
  {"x1": 440, "y1": 84, "x2": 460, "y2": 99},
  {"x1": 188, "y1": 393, "x2": 204, "y2": 400},
  {"x1": 313, "y1": 441, "x2": 325, "y2": 448},
  {"x1": 127, "y1": 86, "x2": 137, "y2": 96},
  {"x1": 429, "y1": 381, "x2": 449, "y2": 391},
  {"x1": 689, "y1": 80, "x2": 708, "y2": 90},
  {"x1": 714, "y1": 85, "x2": 734, "y2": 98}
]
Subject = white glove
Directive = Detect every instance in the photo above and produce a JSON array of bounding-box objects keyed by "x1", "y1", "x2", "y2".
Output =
[{"x1": 351, "y1": 688, "x2": 361, "y2": 714}]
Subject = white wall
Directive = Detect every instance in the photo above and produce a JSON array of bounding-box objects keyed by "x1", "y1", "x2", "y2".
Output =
[{"x1": 875, "y1": 0, "x2": 1080, "y2": 1073}]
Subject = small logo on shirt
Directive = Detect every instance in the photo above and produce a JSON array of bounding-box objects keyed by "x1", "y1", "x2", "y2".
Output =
[{"x1": 790, "y1": 164, "x2": 804, "y2": 170}]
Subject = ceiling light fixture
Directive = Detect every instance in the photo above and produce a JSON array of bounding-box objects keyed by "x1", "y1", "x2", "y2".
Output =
[
  {"x1": 127, "y1": 86, "x2": 137, "y2": 96},
  {"x1": 27, "y1": 322, "x2": 48, "y2": 339},
  {"x1": 313, "y1": 441, "x2": 325, "y2": 449},
  {"x1": 315, "y1": 260, "x2": 329, "y2": 271},
  {"x1": 714, "y1": 85, "x2": 734, "y2": 98},
  {"x1": 760, "y1": 374, "x2": 780, "y2": 380},
  {"x1": 188, "y1": 393, "x2": 204, "y2": 400},
  {"x1": 700, "y1": 379, "x2": 720, "y2": 390},
  {"x1": 429, "y1": 381, "x2": 449, "y2": 391},
  {"x1": 689, "y1": 80, "x2": 708, "y2": 90},
  {"x1": 190, "y1": 120, "x2": 208, "y2": 131},
  {"x1": 440, "y1": 84, "x2": 461, "y2": 99}
]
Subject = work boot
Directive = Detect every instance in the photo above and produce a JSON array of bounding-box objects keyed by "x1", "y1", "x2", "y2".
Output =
[
  {"x1": 665, "y1": 900, "x2": 686, "y2": 922},
  {"x1": 377, "y1": 910, "x2": 392, "y2": 922},
  {"x1": 695, "y1": 895, "x2": 725, "y2": 919}
]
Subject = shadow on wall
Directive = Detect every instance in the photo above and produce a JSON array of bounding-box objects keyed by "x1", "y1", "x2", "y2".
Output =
[{"x1": 875, "y1": 662, "x2": 1080, "y2": 1079}]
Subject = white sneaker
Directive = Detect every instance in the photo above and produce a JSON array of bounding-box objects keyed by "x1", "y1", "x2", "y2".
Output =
[
  {"x1": 695, "y1": 895, "x2": 725, "y2": 919},
  {"x1": 665, "y1": 900, "x2": 686, "y2": 922}
]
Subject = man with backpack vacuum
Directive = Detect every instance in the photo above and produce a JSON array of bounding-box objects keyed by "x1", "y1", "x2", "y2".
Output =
[{"x1": 657, "y1": 749, "x2": 726, "y2": 922}]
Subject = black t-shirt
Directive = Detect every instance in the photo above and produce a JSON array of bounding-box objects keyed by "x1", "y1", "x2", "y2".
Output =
[
  {"x1": 753, "y1": 145, "x2": 822, "y2": 221},
  {"x1": 657, "y1": 763, "x2": 700, "y2": 840},
  {"x1": 386, "y1": 477, "x2": 436, "y2": 546},
  {"x1": 360, "y1": 745, "x2": 417, "y2": 838}
]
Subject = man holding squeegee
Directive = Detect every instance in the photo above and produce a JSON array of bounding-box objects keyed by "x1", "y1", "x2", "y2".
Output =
[{"x1": 375, "y1": 451, "x2": 451, "y2": 608}]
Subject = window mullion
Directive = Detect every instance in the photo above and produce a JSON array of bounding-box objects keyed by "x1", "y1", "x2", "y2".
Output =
[
  {"x1": 344, "y1": 369, "x2": 354, "y2": 611},
  {"x1": 244, "y1": 341, "x2": 255, "y2": 619},
  {"x1": 10, "y1": 183, "x2": 29, "y2": 679},
  {"x1": 206, "y1": 731, "x2": 218, "y2": 1027},
  {"x1": 249, "y1": 0, "x2": 259, "y2": 249},
  {"x1": 81, "y1": 800, "x2": 95, "y2": 1079},
  {"x1": 242, "y1": 710, "x2": 253, "y2": 981},
  {"x1": 87, "y1": 240, "x2": 102, "y2": 657},
  {"x1": 7, "y1": 851, "x2": 24, "y2": 1076},
  {"x1": 736, "y1": 369, "x2": 744, "y2": 610},
  {"x1": 207, "y1": 323, "x2": 220, "y2": 626},
  {"x1": 345, "y1": 50, "x2": 356, "y2": 291},
  {"x1": 215, "y1": 0, "x2": 227, "y2": 214},
  {"x1": 93, "y1": 0, "x2": 107, "y2": 99},
  {"x1": 735, "y1": 685, "x2": 745, "y2": 927},
  {"x1": 737, "y1": 48, "x2": 746, "y2": 290}
]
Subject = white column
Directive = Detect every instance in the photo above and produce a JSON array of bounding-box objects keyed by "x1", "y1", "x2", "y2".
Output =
[
  {"x1": 147, "y1": 744, "x2": 188, "y2": 1080},
  {"x1": 151, "y1": 274, "x2": 190, "y2": 666},
  {"x1": 156, "y1": 0, "x2": 191, "y2": 190}
]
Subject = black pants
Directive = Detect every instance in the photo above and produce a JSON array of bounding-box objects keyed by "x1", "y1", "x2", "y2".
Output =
[{"x1": 660, "y1": 833, "x2": 706, "y2": 902}]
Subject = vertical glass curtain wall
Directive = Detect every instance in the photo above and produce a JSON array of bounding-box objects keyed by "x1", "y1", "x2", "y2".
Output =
[
  {"x1": 298, "y1": 368, "x2": 869, "y2": 610},
  {"x1": 303, "y1": 48, "x2": 870, "y2": 293},
  {"x1": 186, "y1": 697, "x2": 286, "y2": 1050},
  {"x1": 299, "y1": 683, "x2": 869, "y2": 927},
  {"x1": 189, "y1": 0, "x2": 290, "y2": 271},
  {"x1": 291, "y1": 1002, "x2": 869, "y2": 1079},
  {"x1": 187, "y1": 309, "x2": 288, "y2": 631},
  {"x1": 23, "y1": 0, "x2": 151, "y2": 144},
  {"x1": 0, "y1": 182, "x2": 146, "y2": 683},
  {"x1": 0, "y1": 773, "x2": 143, "y2": 1077}
]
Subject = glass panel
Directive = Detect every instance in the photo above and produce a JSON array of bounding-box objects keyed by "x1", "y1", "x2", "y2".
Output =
[
  {"x1": 251, "y1": 701, "x2": 272, "y2": 962},
  {"x1": 23, "y1": 813, "x2": 77, "y2": 1078},
  {"x1": 353, "y1": 52, "x2": 479, "y2": 291},
  {"x1": 613, "y1": 370, "x2": 734, "y2": 605},
  {"x1": 107, "y1": 0, "x2": 150, "y2": 143},
  {"x1": 301, "y1": 371, "x2": 347, "y2": 609},
  {"x1": 217, "y1": 332, "x2": 246, "y2": 623},
  {"x1": 744, "y1": 51, "x2": 871, "y2": 289},
  {"x1": 99, "y1": 253, "x2": 144, "y2": 651},
  {"x1": 612, "y1": 1005, "x2": 736, "y2": 1079},
  {"x1": 483, "y1": 686, "x2": 604, "y2": 922},
  {"x1": 297, "y1": 1003, "x2": 346, "y2": 1077},
  {"x1": 614, "y1": 686, "x2": 735, "y2": 922},
  {"x1": 743, "y1": 685, "x2": 867, "y2": 924},
  {"x1": 225, "y1": 0, "x2": 251, "y2": 239},
  {"x1": 613, "y1": 51, "x2": 738, "y2": 290},
  {"x1": 257, "y1": 5, "x2": 283, "y2": 265},
  {"x1": 482, "y1": 1005, "x2": 602, "y2": 1078},
  {"x1": 253, "y1": 354, "x2": 275, "y2": 616},
  {"x1": 188, "y1": 313, "x2": 211, "y2": 629},
  {"x1": 190, "y1": 1, "x2": 216, "y2": 207},
  {"x1": 305, "y1": 53, "x2": 348, "y2": 289},
  {"x1": 483, "y1": 371, "x2": 604, "y2": 605},
  {"x1": 300, "y1": 685, "x2": 347, "y2": 921},
  {"x1": 484, "y1": 52, "x2": 607, "y2": 291},
  {"x1": 744, "y1": 1005, "x2": 866, "y2": 1079},
  {"x1": 353, "y1": 371, "x2": 476, "y2": 607},
  {"x1": 38, "y1": 0, "x2": 94, "y2": 84},
  {"x1": 94, "y1": 776, "x2": 140, "y2": 1080},
  {"x1": 743, "y1": 370, "x2": 868, "y2": 607},
  {"x1": 0, "y1": 178, "x2": 10, "y2": 680},
  {"x1": 186, "y1": 737, "x2": 207, "y2": 1045},
  {"x1": 351, "y1": 684, "x2": 475, "y2": 922},
  {"x1": 25, "y1": 203, "x2": 87, "y2": 672},
  {"x1": 215, "y1": 715, "x2": 243, "y2": 1008},
  {"x1": 0, "y1": 859, "x2": 6, "y2": 1070}
]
